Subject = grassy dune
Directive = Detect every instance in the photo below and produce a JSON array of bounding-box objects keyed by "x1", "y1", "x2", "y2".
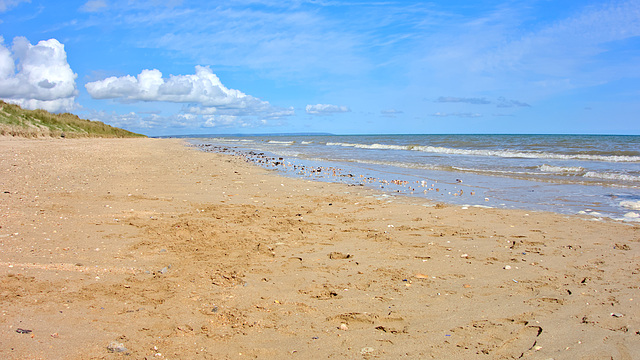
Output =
[{"x1": 0, "y1": 101, "x2": 145, "y2": 138}]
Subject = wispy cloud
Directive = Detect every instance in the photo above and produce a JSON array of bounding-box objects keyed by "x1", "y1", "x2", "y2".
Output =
[
  {"x1": 496, "y1": 96, "x2": 530, "y2": 108},
  {"x1": 431, "y1": 112, "x2": 482, "y2": 118},
  {"x1": 380, "y1": 108, "x2": 403, "y2": 117},
  {"x1": 79, "y1": 0, "x2": 107, "y2": 13},
  {"x1": 435, "y1": 96, "x2": 491, "y2": 105},
  {"x1": 0, "y1": 0, "x2": 30, "y2": 13},
  {"x1": 435, "y1": 96, "x2": 530, "y2": 108},
  {"x1": 306, "y1": 103, "x2": 350, "y2": 115}
]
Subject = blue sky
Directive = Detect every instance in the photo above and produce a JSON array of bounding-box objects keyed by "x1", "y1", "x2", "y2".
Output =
[{"x1": 1, "y1": 0, "x2": 639, "y2": 135}]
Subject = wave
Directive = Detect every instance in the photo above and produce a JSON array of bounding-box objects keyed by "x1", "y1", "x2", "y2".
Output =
[
  {"x1": 267, "y1": 140, "x2": 295, "y2": 145},
  {"x1": 583, "y1": 171, "x2": 640, "y2": 182},
  {"x1": 204, "y1": 138, "x2": 255, "y2": 144},
  {"x1": 324, "y1": 142, "x2": 640, "y2": 162},
  {"x1": 539, "y1": 164, "x2": 585, "y2": 173},
  {"x1": 620, "y1": 200, "x2": 640, "y2": 210},
  {"x1": 326, "y1": 142, "x2": 406, "y2": 151}
]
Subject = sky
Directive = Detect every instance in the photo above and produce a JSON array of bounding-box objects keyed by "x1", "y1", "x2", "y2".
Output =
[{"x1": 1, "y1": 0, "x2": 639, "y2": 136}]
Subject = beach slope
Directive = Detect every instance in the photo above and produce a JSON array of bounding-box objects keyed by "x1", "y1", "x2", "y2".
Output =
[{"x1": 1, "y1": 138, "x2": 638, "y2": 359}]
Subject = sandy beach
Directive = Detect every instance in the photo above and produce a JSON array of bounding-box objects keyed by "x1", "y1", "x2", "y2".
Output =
[{"x1": 1, "y1": 138, "x2": 638, "y2": 359}]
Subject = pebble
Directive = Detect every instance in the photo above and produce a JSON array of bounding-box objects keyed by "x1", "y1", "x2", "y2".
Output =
[
  {"x1": 360, "y1": 347, "x2": 375, "y2": 355},
  {"x1": 504, "y1": 265, "x2": 512, "y2": 270},
  {"x1": 107, "y1": 341, "x2": 127, "y2": 353},
  {"x1": 339, "y1": 323, "x2": 349, "y2": 330}
]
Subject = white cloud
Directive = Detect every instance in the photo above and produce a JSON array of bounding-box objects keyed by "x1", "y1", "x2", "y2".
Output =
[
  {"x1": 203, "y1": 115, "x2": 241, "y2": 128},
  {"x1": 380, "y1": 109, "x2": 403, "y2": 118},
  {"x1": 85, "y1": 66, "x2": 294, "y2": 130},
  {"x1": 305, "y1": 103, "x2": 350, "y2": 115},
  {"x1": 435, "y1": 96, "x2": 491, "y2": 105},
  {"x1": 434, "y1": 95, "x2": 530, "y2": 108},
  {"x1": 431, "y1": 112, "x2": 482, "y2": 118},
  {"x1": 0, "y1": 36, "x2": 78, "y2": 112},
  {"x1": 80, "y1": 0, "x2": 107, "y2": 13},
  {"x1": 0, "y1": 0, "x2": 30, "y2": 12},
  {"x1": 496, "y1": 96, "x2": 530, "y2": 108},
  {"x1": 85, "y1": 66, "x2": 289, "y2": 117}
]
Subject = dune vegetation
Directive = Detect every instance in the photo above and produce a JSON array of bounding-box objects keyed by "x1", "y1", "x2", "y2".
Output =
[{"x1": 0, "y1": 101, "x2": 145, "y2": 138}]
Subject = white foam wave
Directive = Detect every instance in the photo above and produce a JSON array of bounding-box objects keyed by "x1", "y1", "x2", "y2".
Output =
[
  {"x1": 411, "y1": 146, "x2": 640, "y2": 162},
  {"x1": 268, "y1": 140, "x2": 294, "y2": 145},
  {"x1": 326, "y1": 142, "x2": 406, "y2": 151},
  {"x1": 207, "y1": 138, "x2": 240, "y2": 142},
  {"x1": 539, "y1": 164, "x2": 584, "y2": 173},
  {"x1": 583, "y1": 171, "x2": 640, "y2": 182},
  {"x1": 452, "y1": 166, "x2": 537, "y2": 176},
  {"x1": 620, "y1": 200, "x2": 640, "y2": 210},
  {"x1": 325, "y1": 142, "x2": 640, "y2": 162}
]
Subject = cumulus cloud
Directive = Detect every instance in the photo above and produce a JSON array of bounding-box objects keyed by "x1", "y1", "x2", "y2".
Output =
[
  {"x1": 203, "y1": 115, "x2": 242, "y2": 128},
  {"x1": 305, "y1": 103, "x2": 350, "y2": 115},
  {"x1": 0, "y1": 36, "x2": 78, "y2": 112},
  {"x1": 435, "y1": 96, "x2": 491, "y2": 105},
  {"x1": 85, "y1": 66, "x2": 292, "y2": 120}
]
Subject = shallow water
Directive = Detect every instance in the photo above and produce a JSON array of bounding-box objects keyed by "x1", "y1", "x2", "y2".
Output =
[{"x1": 188, "y1": 134, "x2": 640, "y2": 222}]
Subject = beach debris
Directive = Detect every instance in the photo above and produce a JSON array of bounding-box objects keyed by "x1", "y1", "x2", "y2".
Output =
[
  {"x1": 611, "y1": 313, "x2": 624, "y2": 318},
  {"x1": 339, "y1": 323, "x2": 349, "y2": 331},
  {"x1": 328, "y1": 252, "x2": 352, "y2": 259},
  {"x1": 613, "y1": 243, "x2": 631, "y2": 251},
  {"x1": 414, "y1": 273, "x2": 429, "y2": 279},
  {"x1": 360, "y1": 347, "x2": 375, "y2": 355},
  {"x1": 15, "y1": 328, "x2": 32, "y2": 334},
  {"x1": 158, "y1": 266, "x2": 169, "y2": 275},
  {"x1": 107, "y1": 341, "x2": 128, "y2": 353},
  {"x1": 504, "y1": 265, "x2": 512, "y2": 270}
]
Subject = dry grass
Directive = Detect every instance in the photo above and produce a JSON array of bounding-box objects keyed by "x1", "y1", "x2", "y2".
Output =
[{"x1": 0, "y1": 100, "x2": 145, "y2": 138}]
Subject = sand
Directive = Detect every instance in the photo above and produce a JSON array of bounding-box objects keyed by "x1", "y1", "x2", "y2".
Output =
[{"x1": 1, "y1": 137, "x2": 638, "y2": 359}]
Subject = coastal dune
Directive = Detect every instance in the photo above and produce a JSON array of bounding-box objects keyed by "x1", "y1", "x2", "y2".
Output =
[{"x1": 1, "y1": 138, "x2": 638, "y2": 359}]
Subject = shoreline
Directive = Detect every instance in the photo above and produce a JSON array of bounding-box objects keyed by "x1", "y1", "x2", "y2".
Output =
[
  {"x1": 189, "y1": 138, "x2": 640, "y2": 222},
  {"x1": 1, "y1": 138, "x2": 638, "y2": 359}
]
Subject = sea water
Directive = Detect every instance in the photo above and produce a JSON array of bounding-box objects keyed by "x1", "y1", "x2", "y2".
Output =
[{"x1": 189, "y1": 134, "x2": 640, "y2": 221}]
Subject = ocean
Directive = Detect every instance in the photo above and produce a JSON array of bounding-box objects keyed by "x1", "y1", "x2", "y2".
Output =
[{"x1": 188, "y1": 134, "x2": 640, "y2": 222}]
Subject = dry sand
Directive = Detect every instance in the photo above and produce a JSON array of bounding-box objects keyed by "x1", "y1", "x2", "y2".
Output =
[{"x1": 1, "y1": 138, "x2": 638, "y2": 359}]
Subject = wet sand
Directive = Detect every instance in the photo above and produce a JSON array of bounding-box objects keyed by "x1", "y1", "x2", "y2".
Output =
[{"x1": 1, "y1": 137, "x2": 638, "y2": 359}]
